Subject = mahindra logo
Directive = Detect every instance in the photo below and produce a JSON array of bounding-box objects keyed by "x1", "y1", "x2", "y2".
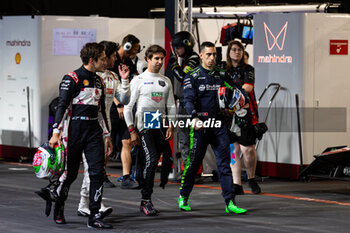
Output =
[
  {"x1": 6, "y1": 40, "x2": 31, "y2": 47},
  {"x1": 264, "y1": 22, "x2": 288, "y2": 51}
]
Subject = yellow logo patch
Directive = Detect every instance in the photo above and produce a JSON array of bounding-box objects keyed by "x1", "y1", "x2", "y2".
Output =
[{"x1": 15, "y1": 53, "x2": 21, "y2": 64}]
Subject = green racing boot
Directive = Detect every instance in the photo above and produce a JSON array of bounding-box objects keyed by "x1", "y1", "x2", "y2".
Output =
[
  {"x1": 178, "y1": 195, "x2": 191, "y2": 211},
  {"x1": 225, "y1": 200, "x2": 247, "y2": 214}
]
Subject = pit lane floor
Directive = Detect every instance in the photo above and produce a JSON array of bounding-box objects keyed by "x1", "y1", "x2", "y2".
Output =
[{"x1": 1, "y1": 161, "x2": 350, "y2": 233}]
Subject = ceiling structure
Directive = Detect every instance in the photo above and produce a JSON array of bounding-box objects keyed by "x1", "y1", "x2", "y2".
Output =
[{"x1": 1, "y1": 0, "x2": 349, "y2": 18}]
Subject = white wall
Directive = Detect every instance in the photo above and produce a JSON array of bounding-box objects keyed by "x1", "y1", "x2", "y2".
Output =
[
  {"x1": 40, "y1": 16, "x2": 109, "y2": 144},
  {"x1": 303, "y1": 13, "x2": 350, "y2": 163}
]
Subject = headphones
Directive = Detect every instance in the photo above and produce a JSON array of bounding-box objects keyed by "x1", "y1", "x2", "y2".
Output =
[
  {"x1": 123, "y1": 37, "x2": 145, "y2": 53},
  {"x1": 124, "y1": 41, "x2": 133, "y2": 51},
  {"x1": 124, "y1": 42, "x2": 143, "y2": 53},
  {"x1": 123, "y1": 35, "x2": 139, "y2": 52}
]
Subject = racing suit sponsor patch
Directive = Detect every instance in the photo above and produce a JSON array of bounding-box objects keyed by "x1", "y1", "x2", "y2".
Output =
[
  {"x1": 95, "y1": 78, "x2": 102, "y2": 88},
  {"x1": 205, "y1": 84, "x2": 221, "y2": 90},
  {"x1": 198, "y1": 84, "x2": 205, "y2": 91},
  {"x1": 83, "y1": 79, "x2": 89, "y2": 86},
  {"x1": 67, "y1": 72, "x2": 79, "y2": 84},
  {"x1": 151, "y1": 92, "x2": 163, "y2": 103}
]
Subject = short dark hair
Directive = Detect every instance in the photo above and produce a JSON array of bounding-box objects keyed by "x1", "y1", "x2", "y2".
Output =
[
  {"x1": 121, "y1": 34, "x2": 140, "y2": 46},
  {"x1": 80, "y1": 42, "x2": 105, "y2": 65},
  {"x1": 199, "y1": 41, "x2": 215, "y2": 52},
  {"x1": 99, "y1": 41, "x2": 118, "y2": 58},
  {"x1": 144, "y1": 44, "x2": 166, "y2": 61}
]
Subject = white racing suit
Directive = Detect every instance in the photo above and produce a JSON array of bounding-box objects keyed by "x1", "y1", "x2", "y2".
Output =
[{"x1": 124, "y1": 70, "x2": 176, "y2": 200}]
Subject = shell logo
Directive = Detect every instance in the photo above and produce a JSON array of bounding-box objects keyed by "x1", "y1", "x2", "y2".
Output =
[
  {"x1": 83, "y1": 79, "x2": 89, "y2": 86},
  {"x1": 15, "y1": 53, "x2": 21, "y2": 64}
]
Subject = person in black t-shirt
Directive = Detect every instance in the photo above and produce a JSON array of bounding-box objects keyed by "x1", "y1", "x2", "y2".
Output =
[
  {"x1": 226, "y1": 40, "x2": 261, "y2": 195},
  {"x1": 110, "y1": 34, "x2": 141, "y2": 189}
]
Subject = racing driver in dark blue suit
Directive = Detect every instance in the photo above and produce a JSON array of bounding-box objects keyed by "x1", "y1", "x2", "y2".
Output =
[{"x1": 178, "y1": 41, "x2": 247, "y2": 215}]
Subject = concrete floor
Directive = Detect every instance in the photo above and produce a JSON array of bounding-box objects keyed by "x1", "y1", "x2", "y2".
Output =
[{"x1": 1, "y1": 161, "x2": 350, "y2": 233}]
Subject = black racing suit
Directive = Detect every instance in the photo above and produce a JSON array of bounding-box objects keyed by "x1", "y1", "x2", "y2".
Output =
[
  {"x1": 169, "y1": 50, "x2": 200, "y2": 164},
  {"x1": 180, "y1": 64, "x2": 237, "y2": 203},
  {"x1": 52, "y1": 65, "x2": 109, "y2": 216}
]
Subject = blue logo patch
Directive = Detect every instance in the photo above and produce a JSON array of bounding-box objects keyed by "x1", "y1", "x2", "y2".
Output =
[{"x1": 143, "y1": 110, "x2": 161, "y2": 129}]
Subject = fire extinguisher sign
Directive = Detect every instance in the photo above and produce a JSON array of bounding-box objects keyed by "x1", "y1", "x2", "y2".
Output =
[{"x1": 330, "y1": 40, "x2": 348, "y2": 55}]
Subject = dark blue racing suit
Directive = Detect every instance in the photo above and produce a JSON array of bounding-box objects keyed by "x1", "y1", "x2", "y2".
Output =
[
  {"x1": 180, "y1": 64, "x2": 236, "y2": 203},
  {"x1": 53, "y1": 65, "x2": 109, "y2": 216}
]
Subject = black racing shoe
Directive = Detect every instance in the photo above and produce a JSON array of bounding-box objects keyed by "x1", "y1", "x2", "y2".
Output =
[
  {"x1": 35, "y1": 188, "x2": 51, "y2": 201},
  {"x1": 140, "y1": 200, "x2": 159, "y2": 216},
  {"x1": 248, "y1": 178, "x2": 261, "y2": 194},
  {"x1": 87, "y1": 214, "x2": 112, "y2": 229},
  {"x1": 233, "y1": 184, "x2": 245, "y2": 195},
  {"x1": 36, "y1": 187, "x2": 58, "y2": 202},
  {"x1": 53, "y1": 201, "x2": 66, "y2": 224},
  {"x1": 121, "y1": 176, "x2": 139, "y2": 189}
]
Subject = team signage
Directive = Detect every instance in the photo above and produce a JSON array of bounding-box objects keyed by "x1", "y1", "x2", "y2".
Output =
[{"x1": 258, "y1": 22, "x2": 293, "y2": 64}]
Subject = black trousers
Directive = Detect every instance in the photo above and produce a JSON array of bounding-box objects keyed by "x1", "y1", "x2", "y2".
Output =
[
  {"x1": 110, "y1": 103, "x2": 130, "y2": 156},
  {"x1": 59, "y1": 119, "x2": 105, "y2": 215},
  {"x1": 139, "y1": 128, "x2": 169, "y2": 200}
]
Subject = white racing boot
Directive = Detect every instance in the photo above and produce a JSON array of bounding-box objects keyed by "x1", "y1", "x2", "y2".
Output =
[
  {"x1": 77, "y1": 196, "x2": 90, "y2": 217},
  {"x1": 99, "y1": 202, "x2": 113, "y2": 219},
  {"x1": 78, "y1": 196, "x2": 113, "y2": 218}
]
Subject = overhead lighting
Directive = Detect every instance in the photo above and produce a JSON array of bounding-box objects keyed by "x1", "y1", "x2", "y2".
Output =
[
  {"x1": 205, "y1": 11, "x2": 247, "y2": 15},
  {"x1": 150, "y1": 3, "x2": 343, "y2": 18},
  {"x1": 55, "y1": 17, "x2": 75, "y2": 21}
]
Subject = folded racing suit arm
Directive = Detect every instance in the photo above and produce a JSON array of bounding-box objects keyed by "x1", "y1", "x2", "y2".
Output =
[
  {"x1": 97, "y1": 76, "x2": 110, "y2": 137},
  {"x1": 124, "y1": 77, "x2": 140, "y2": 128},
  {"x1": 115, "y1": 77, "x2": 131, "y2": 105},
  {"x1": 182, "y1": 74, "x2": 197, "y2": 119},
  {"x1": 52, "y1": 74, "x2": 77, "y2": 134}
]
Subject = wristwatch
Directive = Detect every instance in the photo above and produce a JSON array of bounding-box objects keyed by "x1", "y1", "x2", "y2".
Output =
[{"x1": 116, "y1": 103, "x2": 123, "y2": 108}]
